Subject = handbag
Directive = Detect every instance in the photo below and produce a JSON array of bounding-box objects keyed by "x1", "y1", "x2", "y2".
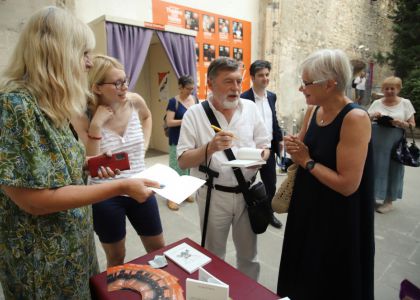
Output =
[
  {"x1": 399, "y1": 279, "x2": 420, "y2": 300},
  {"x1": 352, "y1": 79, "x2": 357, "y2": 89},
  {"x1": 376, "y1": 115, "x2": 394, "y2": 127},
  {"x1": 201, "y1": 101, "x2": 270, "y2": 234},
  {"x1": 163, "y1": 98, "x2": 179, "y2": 137},
  {"x1": 272, "y1": 163, "x2": 298, "y2": 213},
  {"x1": 246, "y1": 181, "x2": 271, "y2": 234},
  {"x1": 392, "y1": 125, "x2": 420, "y2": 167}
]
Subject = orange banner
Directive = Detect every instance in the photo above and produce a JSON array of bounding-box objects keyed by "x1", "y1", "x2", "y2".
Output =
[{"x1": 152, "y1": 0, "x2": 251, "y2": 99}]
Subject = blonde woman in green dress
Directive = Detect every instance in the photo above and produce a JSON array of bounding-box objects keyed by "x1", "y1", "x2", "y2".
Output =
[{"x1": 0, "y1": 7, "x2": 158, "y2": 299}]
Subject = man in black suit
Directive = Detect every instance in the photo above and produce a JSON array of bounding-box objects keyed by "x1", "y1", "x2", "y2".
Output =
[{"x1": 241, "y1": 60, "x2": 283, "y2": 229}]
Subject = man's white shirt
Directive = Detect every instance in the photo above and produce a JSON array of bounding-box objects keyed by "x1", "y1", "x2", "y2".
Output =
[
  {"x1": 252, "y1": 88, "x2": 273, "y2": 141},
  {"x1": 177, "y1": 98, "x2": 270, "y2": 187}
]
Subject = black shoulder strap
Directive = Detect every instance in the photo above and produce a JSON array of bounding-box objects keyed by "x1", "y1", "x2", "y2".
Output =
[
  {"x1": 201, "y1": 101, "x2": 252, "y2": 202},
  {"x1": 174, "y1": 97, "x2": 179, "y2": 112},
  {"x1": 69, "y1": 123, "x2": 79, "y2": 140}
]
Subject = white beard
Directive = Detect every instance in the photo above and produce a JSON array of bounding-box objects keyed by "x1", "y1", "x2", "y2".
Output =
[{"x1": 222, "y1": 99, "x2": 239, "y2": 109}]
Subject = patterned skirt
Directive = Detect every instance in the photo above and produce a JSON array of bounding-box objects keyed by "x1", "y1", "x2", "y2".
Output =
[{"x1": 169, "y1": 145, "x2": 189, "y2": 176}]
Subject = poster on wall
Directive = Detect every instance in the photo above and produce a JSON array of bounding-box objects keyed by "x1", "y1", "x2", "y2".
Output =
[
  {"x1": 195, "y1": 42, "x2": 200, "y2": 62},
  {"x1": 152, "y1": 0, "x2": 251, "y2": 100},
  {"x1": 218, "y1": 18, "x2": 230, "y2": 38},
  {"x1": 158, "y1": 71, "x2": 170, "y2": 102},
  {"x1": 203, "y1": 43, "x2": 216, "y2": 63},
  {"x1": 233, "y1": 48, "x2": 243, "y2": 61},
  {"x1": 219, "y1": 46, "x2": 230, "y2": 58},
  {"x1": 232, "y1": 21, "x2": 243, "y2": 40},
  {"x1": 202, "y1": 15, "x2": 215, "y2": 34},
  {"x1": 185, "y1": 10, "x2": 199, "y2": 31}
]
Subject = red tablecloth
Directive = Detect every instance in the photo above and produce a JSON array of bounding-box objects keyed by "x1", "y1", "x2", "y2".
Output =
[{"x1": 90, "y1": 238, "x2": 279, "y2": 300}]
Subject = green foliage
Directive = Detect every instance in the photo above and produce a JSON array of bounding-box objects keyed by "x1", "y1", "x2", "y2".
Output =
[
  {"x1": 372, "y1": 51, "x2": 391, "y2": 66},
  {"x1": 388, "y1": 0, "x2": 420, "y2": 78},
  {"x1": 388, "y1": 0, "x2": 420, "y2": 125},
  {"x1": 401, "y1": 69, "x2": 420, "y2": 125}
]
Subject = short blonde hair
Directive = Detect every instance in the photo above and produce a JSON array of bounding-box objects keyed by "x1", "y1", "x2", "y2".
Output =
[
  {"x1": 87, "y1": 55, "x2": 124, "y2": 110},
  {"x1": 299, "y1": 49, "x2": 352, "y2": 92},
  {"x1": 0, "y1": 6, "x2": 95, "y2": 127},
  {"x1": 382, "y1": 76, "x2": 402, "y2": 90}
]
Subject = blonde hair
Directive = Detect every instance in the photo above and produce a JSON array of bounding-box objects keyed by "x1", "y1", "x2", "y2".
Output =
[
  {"x1": 382, "y1": 76, "x2": 402, "y2": 90},
  {"x1": 300, "y1": 49, "x2": 352, "y2": 92},
  {"x1": 0, "y1": 6, "x2": 95, "y2": 127},
  {"x1": 88, "y1": 55, "x2": 124, "y2": 110}
]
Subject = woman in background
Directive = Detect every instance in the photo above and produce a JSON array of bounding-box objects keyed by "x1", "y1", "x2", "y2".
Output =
[
  {"x1": 0, "y1": 7, "x2": 157, "y2": 299},
  {"x1": 354, "y1": 71, "x2": 366, "y2": 104},
  {"x1": 368, "y1": 76, "x2": 416, "y2": 213},
  {"x1": 166, "y1": 75, "x2": 197, "y2": 210},
  {"x1": 278, "y1": 49, "x2": 374, "y2": 300},
  {"x1": 72, "y1": 55, "x2": 164, "y2": 267}
]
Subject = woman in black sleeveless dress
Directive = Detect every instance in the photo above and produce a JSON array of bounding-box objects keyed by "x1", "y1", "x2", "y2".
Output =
[{"x1": 277, "y1": 49, "x2": 374, "y2": 300}]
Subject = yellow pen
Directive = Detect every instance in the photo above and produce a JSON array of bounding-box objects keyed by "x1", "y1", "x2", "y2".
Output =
[{"x1": 210, "y1": 125, "x2": 239, "y2": 140}]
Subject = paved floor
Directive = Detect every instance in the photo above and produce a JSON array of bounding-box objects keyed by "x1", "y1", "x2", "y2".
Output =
[
  {"x1": 103, "y1": 151, "x2": 420, "y2": 299},
  {"x1": 1, "y1": 148, "x2": 419, "y2": 299}
]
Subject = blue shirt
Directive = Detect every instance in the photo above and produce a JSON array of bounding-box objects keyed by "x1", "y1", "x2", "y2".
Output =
[{"x1": 166, "y1": 97, "x2": 188, "y2": 145}]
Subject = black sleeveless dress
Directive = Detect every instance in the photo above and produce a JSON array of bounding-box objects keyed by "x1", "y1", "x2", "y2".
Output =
[{"x1": 277, "y1": 103, "x2": 374, "y2": 300}]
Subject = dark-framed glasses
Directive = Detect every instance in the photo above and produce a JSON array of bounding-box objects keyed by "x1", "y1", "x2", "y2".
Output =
[
  {"x1": 299, "y1": 76, "x2": 326, "y2": 88},
  {"x1": 100, "y1": 79, "x2": 129, "y2": 90}
]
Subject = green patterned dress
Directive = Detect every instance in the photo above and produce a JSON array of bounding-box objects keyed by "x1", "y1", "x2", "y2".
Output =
[{"x1": 0, "y1": 90, "x2": 99, "y2": 299}]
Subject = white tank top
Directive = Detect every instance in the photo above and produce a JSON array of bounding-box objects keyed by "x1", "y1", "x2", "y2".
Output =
[{"x1": 89, "y1": 103, "x2": 145, "y2": 185}]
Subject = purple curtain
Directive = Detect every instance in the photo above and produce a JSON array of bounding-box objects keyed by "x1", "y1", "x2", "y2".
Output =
[
  {"x1": 106, "y1": 22, "x2": 153, "y2": 91},
  {"x1": 156, "y1": 31, "x2": 197, "y2": 86}
]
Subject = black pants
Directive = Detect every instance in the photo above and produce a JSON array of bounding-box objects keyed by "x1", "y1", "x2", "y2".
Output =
[{"x1": 259, "y1": 150, "x2": 277, "y2": 205}]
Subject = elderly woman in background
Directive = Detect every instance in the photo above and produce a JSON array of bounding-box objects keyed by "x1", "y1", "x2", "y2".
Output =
[
  {"x1": 0, "y1": 7, "x2": 158, "y2": 299},
  {"x1": 368, "y1": 76, "x2": 416, "y2": 213},
  {"x1": 277, "y1": 49, "x2": 374, "y2": 300}
]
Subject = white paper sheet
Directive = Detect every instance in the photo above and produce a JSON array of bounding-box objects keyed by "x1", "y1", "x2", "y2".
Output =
[{"x1": 131, "y1": 163, "x2": 206, "y2": 204}]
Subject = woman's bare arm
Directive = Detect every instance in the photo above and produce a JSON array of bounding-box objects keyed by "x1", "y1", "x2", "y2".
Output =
[
  {"x1": 166, "y1": 110, "x2": 182, "y2": 127},
  {"x1": 131, "y1": 93, "x2": 152, "y2": 150},
  {"x1": 1, "y1": 177, "x2": 158, "y2": 216},
  {"x1": 286, "y1": 109, "x2": 371, "y2": 196}
]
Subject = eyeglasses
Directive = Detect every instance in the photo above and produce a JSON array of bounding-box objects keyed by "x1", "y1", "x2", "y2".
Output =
[
  {"x1": 100, "y1": 79, "x2": 129, "y2": 90},
  {"x1": 299, "y1": 77, "x2": 326, "y2": 88},
  {"x1": 182, "y1": 86, "x2": 194, "y2": 91}
]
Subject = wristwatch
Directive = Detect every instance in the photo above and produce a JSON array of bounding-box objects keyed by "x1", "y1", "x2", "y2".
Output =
[{"x1": 305, "y1": 160, "x2": 316, "y2": 171}]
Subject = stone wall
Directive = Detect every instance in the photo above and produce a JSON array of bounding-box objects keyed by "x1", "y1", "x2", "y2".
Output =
[
  {"x1": 260, "y1": 0, "x2": 395, "y2": 132},
  {"x1": 0, "y1": 0, "x2": 395, "y2": 131},
  {"x1": 0, "y1": 0, "x2": 77, "y2": 72}
]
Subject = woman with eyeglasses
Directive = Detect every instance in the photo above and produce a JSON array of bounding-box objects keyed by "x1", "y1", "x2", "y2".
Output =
[
  {"x1": 0, "y1": 8, "x2": 159, "y2": 299},
  {"x1": 165, "y1": 75, "x2": 197, "y2": 210},
  {"x1": 72, "y1": 54, "x2": 164, "y2": 267},
  {"x1": 277, "y1": 49, "x2": 374, "y2": 300}
]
